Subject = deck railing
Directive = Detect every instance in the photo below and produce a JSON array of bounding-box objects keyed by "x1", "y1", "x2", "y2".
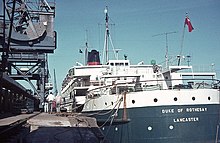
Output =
[{"x1": 87, "y1": 78, "x2": 220, "y2": 95}]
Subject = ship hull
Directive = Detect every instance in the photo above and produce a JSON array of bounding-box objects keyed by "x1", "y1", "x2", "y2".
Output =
[
  {"x1": 94, "y1": 104, "x2": 220, "y2": 143},
  {"x1": 83, "y1": 89, "x2": 220, "y2": 143}
]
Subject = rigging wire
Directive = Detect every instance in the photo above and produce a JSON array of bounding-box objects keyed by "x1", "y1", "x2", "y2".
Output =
[
  {"x1": 99, "y1": 96, "x2": 123, "y2": 128},
  {"x1": 101, "y1": 95, "x2": 123, "y2": 142}
]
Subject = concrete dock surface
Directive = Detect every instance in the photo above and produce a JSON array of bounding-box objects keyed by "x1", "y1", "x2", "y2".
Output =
[
  {"x1": 0, "y1": 113, "x2": 38, "y2": 127},
  {"x1": 25, "y1": 112, "x2": 106, "y2": 143}
]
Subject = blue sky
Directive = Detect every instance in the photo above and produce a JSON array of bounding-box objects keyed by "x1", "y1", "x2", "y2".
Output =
[{"x1": 49, "y1": 0, "x2": 220, "y2": 93}]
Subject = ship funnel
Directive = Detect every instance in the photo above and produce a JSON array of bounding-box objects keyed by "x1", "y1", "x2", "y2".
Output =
[{"x1": 87, "y1": 50, "x2": 101, "y2": 65}]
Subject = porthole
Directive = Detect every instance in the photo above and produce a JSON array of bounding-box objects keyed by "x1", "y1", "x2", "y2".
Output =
[
  {"x1": 174, "y1": 97, "x2": 178, "y2": 101},
  {"x1": 102, "y1": 127, "x2": 105, "y2": 130},
  {"x1": 132, "y1": 100, "x2": 135, "y2": 104},
  {"x1": 115, "y1": 127, "x2": 118, "y2": 131},
  {"x1": 208, "y1": 96, "x2": 211, "y2": 100},
  {"x1": 147, "y1": 126, "x2": 153, "y2": 131},
  {"x1": 111, "y1": 101, "x2": 114, "y2": 105},
  {"x1": 154, "y1": 98, "x2": 158, "y2": 102},
  {"x1": 169, "y1": 125, "x2": 174, "y2": 130},
  {"x1": 192, "y1": 97, "x2": 195, "y2": 101},
  {"x1": 105, "y1": 102, "x2": 107, "y2": 105}
]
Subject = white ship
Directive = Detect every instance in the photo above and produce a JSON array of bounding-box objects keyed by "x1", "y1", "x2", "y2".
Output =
[{"x1": 61, "y1": 7, "x2": 220, "y2": 143}]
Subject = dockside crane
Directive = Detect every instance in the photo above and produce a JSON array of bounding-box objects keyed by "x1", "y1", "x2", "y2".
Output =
[
  {"x1": 53, "y1": 69, "x2": 58, "y2": 97},
  {"x1": 0, "y1": 0, "x2": 57, "y2": 110}
]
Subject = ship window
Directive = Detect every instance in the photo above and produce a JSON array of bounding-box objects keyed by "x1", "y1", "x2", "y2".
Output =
[
  {"x1": 105, "y1": 102, "x2": 107, "y2": 106},
  {"x1": 132, "y1": 100, "x2": 135, "y2": 104},
  {"x1": 115, "y1": 63, "x2": 120, "y2": 66},
  {"x1": 115, "y1": 127, "x2": 118, "y2": 131},
  {"x1": 111, "y1": 101, "x2": 114, "y2": 105},
  {"x1": 192, "y1": 97, "x2": 195, "y2": 101},
  {"x1": 110, "y1": 63, "x2": 114, "y2": 66},
  {"x1": 174, "y1": 97, "x2": 177, "y2": 101},
  {"x1": 70, "y1": 92, "x2": 72, "y2": 99},
  {"x1": 154, "y1": 98, "x2": 158, "y2": 102},
  {"x1": 63, "y1": 98, "x2": 66, "y2": 103},
  {"x1": 157, "y1": 74, "x2": 161, "y2": 78},
  {"x1": 169, "y1": 125, "x2": 174, "y2": 130},
  {"x1": 208, "y1": 96, "x2": 211, "y2": 100},
  {"x1": 147, "y1": 126, "x2": 153, "y2": 131},
  {"x1": 125, "y1": 63, "x2": 128, "y2": 66}
]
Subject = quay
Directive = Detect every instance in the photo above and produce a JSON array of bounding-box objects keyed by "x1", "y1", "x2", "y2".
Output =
[
  {"x1": 26, "y1": 112, "x2": 105, "y2": 143},
  {"x1": 0, "y1": 112, "x2": 106, "y2": 143}
]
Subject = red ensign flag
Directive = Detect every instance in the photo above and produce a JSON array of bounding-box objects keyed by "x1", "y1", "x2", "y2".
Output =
[{"x1": 185, "y1": 17, "x2": 194, "y2": 32}]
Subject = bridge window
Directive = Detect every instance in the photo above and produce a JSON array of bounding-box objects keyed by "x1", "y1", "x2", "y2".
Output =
[{"x1": 115, "y1": 63, "x2": 120, "y2": 66}]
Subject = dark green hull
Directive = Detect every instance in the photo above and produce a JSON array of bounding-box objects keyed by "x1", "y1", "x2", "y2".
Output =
[{"x1": 94, "y1": 104, "x2": 220, "y2": 143}]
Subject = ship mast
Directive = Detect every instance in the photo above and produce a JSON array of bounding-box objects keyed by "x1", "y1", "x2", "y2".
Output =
[
  {"x1": 85, "y1": 29, "x2": 88, "y2": 65},
  {"x1": 102, "y1": 6, "x2": 118, "y2": 63},
  {"x1": 104, "y1": 6, "x2": 109, "y2": 63}
]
